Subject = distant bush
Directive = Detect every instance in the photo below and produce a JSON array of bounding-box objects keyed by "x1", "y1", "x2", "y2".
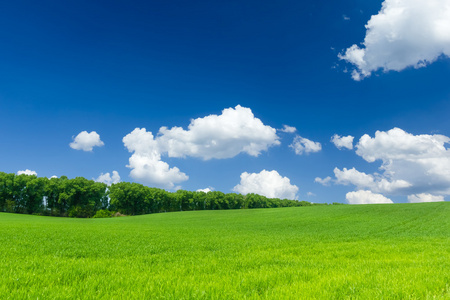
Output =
[
  {"x1": 93, "y1": 209, "x2": 113, "y2": 218},
  {"x1": 5, "y1": 200, "x2": 15, "y2": 213},
  {"x1": 68, "y1": 206, "x2": 95, "y2": 218}
]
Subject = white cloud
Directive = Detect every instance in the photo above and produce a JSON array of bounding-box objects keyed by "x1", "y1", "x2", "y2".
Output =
[
  {"x1": 70, "y1": 131, "x2": 104, "y2": 152},
  {"x1": 96, "y1": 171, "x2": 121, "y2": 185},
  {"x1": 339, "y1": 0, "x2": 450, "y2": 80},
  {"x1": 343, "y1": 15, "x2": 350, "y2": 21},
  {"x1": 50, "y1": 175, "x2": 58, "y2": 179},
  {"x1": 233, "y1": 170, "x2": 299, "y2": 200},
  {"x1": 290, "y1": 136, "x2": 321, "y2": 155},
  {"x1": 355, "y1": 128, "x2": 450, "y2": 195},
  {"x1": 334, "y1": 167, "x2": 411, "y2": 194},
  {"x1": 315, "y1": 176, "x2": 332, "y2": 186},
  {"x1": 279, "y1": 125, "x2": 297, "y2": 133},
  {"x1": 123, "y1": 128, "x2": 189, "y2": 189},
  {"x1": 123, "y1": 105, "x2": 280, "y2": 189},
  {"x1": 346, "y1": 190, "x2": 393, "y2": 204},
  {"x1": 356, "y1": 128, "x2": 450, "y2": 163},
  {"x1": 127, "y1": 153, "x2": 189, "y2": 189},
  {"x1": 17, "y1": 169, "x2": 37, "y2": 176},
  {"x1": 331, "y1": 134, "x2": 354, "y2": 150},
  {"x1": 407, "y1": 193, "x2": 445, "y2": 203},
  {"x1": 307, "y1": 192, "x2": 316, "y2": 197},
  {"x1": 322, "y1": 128, "x2": 450, "y2": 202},
  {"x1": 197, "y1": 187, "x2": 214, "y2": 193},
  {"x1": 156, "y1": 105, "x2": 280, "y2": 159},
  {"x1": 334, "y1": 167, "x2": 373, "y2": 187}
]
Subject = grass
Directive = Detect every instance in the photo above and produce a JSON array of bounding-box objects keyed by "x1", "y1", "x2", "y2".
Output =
[{"x1": 0, "y1": 202, "x2": 449, "y2": 299}]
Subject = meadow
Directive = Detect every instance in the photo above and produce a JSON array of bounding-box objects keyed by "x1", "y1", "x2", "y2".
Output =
[{"x1": 0, "y1": 202, "x2": 449, "y2": 299}]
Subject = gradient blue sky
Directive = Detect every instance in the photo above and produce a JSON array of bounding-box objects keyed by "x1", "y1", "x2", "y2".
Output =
[{"x1": 1, "y1": 0, "x2": 449, "y2": 203}]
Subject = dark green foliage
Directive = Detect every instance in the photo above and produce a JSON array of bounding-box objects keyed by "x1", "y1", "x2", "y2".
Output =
[
  {"x1": 67, "y1": 205, "x2": 94, "y2": 218},
  {"x1": 0, "y1": 172, "x2": 14, "y2": 211},
  {"x1": 92, "y1": 209, "x2": 113, "y2": 218},
  {"x1": 0, "y1": 173, "x2": 48, "y2": 214},
  {"x1": 0, "y1": 171, "x2": 315, "y2": 218},
  {"x1": 5, "y1": 200, "x2": 15, "y2": 213},
  {"x1": 24, "y1": 177, "x2": 48, "y2": 214}
]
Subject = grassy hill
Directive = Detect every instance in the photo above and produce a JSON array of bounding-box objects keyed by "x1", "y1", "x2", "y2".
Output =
[{"x1": 1, "y1": 202, "x2": 449, "y2": 299}]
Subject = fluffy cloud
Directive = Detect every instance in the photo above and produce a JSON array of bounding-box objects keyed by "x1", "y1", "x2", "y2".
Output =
[
  {"x1": 17, "y1": 169, "x2": 37, "y2": 176},
  {"x1": 279, "y1": 125, "x2": 297, "y2": 133},
  {"x1": 331, "y1": 134, "x2": 354, "y2": 150},
  {"x1": 334, "y1": 167, "x2": 411, "y2": 194},
  {"x1": 197, "y1": 187, "x2": 214, "y2": 193},
  {"x1": 339, "y1": 0, "x2": 450, "y2": 80},
  {"x1": 123, "y1": 128, "x2": 189, "y2": 189},
  {"x1": 123, "y1": 105, "x2": 280, "y2": 189},
  {"x1": 324, "y1": 128, "x2": 450, "y2": 202},
  {"x1": 356, "y1": 128, "x2": 450, "y2": 162},
  {"x1": 70, "y1": 131, "x2": 104, "y2": 152},
  {"x1": 346, "y1": 190, "x2": 393, "y2": 204},
  {"x1": 290, "y1": 136, "x2": 321, "y2": 155},
  {"x1": 233, "y1": 170, "x2": 299, "y2": 200},
  {"x1": 407, "y1": 193, "x2": 445, "y2": 203},
  {"x1": 355, "y1": 128, "x2": 450, "y2": 195},
  {"x1": 96, "y1": 171, "x2": 121, "y2": 185},
  {"x1": 315, "y1": 176, "x2": 332, "y2": 186},
  {"x1": 156, "y1": 105, "x2": 280, "y2": 159}
]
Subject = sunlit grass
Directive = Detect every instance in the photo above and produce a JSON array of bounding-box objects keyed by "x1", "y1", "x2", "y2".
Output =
[{"x1": 1, "y1": 202, "x2": 449, "y2": 299}]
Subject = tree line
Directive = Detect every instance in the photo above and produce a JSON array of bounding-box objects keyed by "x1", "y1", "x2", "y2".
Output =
[{"x1": 0, "y1": 172, "x2": 316, "y2": 218}]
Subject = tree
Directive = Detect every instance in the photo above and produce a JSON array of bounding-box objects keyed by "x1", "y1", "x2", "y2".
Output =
[
  {"x1": 0, "y1": 172, "x2": 15, "y2": 211},
  {"x1": 24, "y1": 177, "x2": 47, "y2": 214},
  {"x1": 109, "y1": 182, "x2": 146, "y2": 215},
  {"x1": 0, "y1": 171, "x2": 312, "y2": 217},
  {"x1": 12, "y1": 174, "x2": 35, "y2": 213}
]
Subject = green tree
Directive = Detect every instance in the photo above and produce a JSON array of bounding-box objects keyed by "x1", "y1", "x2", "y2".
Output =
[
  {"x1": 24, "y1": 177, "x2": 48, "y2": 214},
  {"x1": 12, "y1": 174, "x2": 35, "y2": 213},
  {"x1": 0, "y1": 172, "x2": 15, "y2": 211},
  {"x1": 109, "y1": 182, "x2": 146, "y2": 215}
]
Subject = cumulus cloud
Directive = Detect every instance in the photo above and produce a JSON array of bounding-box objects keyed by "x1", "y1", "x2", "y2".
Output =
[
  {"x1": 331, "y1": 134, "x2": 354, "y2": 150},
  {"x1": 95, "y1": 171, "x2": 121, "y2": 185},
  {"x1": 323, "y1": 128, "x2": 450, "y2": 202},
  {"x1": 156, "y1": 105, "x2": 280, "y2": 159},
  {"x1": 346, "y1": 190, "x2": 393, "y2": 204},
  {"x1": 123, "y1": 128, "x2": 189, "y2": 189},
  {"x1": 17, "y1": 169, "x2": 37, "y2": 176},
  {"x1": 407, "y1": 193, "x2": 445, "y2": 203},
  {"x1": 356, "y1": 128, "x2": 450, "y2": 162},
  {"x1": 123, "y1": 105, "x2": 280, "y2": 189},
  {"x1": 279, "y1": 125, "x2": 297, "y2": 133},
  {"x1": 290, "y1": 136, "x2": 321, "y2": 155},
  {"x1": 355, "y1": 128, "x2": 450, "y2": 195},
  {"x1": 339, "y1": 0, "x2": 450, "y2": 80},
  {"x1": 315, "y1": 176, "x2": 332, "y2": 186},
  {"x1": 334, "y1": 167, "x2": 411, "y2": 194},
  {"x1": 233, "y1": 170, "x2": 299, "y2": 200},
  {"x1": 197, "y1": 187, "x2": 214, "y2": 193},
  {"x1": 70, "y1": 131, "x2": 104, "y2": 152}
]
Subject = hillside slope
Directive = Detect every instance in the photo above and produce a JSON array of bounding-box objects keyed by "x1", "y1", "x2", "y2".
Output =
[{"x1": 0, "y1": 202, "x2": 449, "y2": 299}]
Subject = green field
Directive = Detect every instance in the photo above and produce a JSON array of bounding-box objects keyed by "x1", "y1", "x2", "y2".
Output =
[{"x1": 1, "y1": 202, "x2": 449, "y2": 299}]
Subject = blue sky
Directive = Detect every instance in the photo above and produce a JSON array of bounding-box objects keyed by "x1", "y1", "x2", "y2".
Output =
[{"x1": 1, "y1": 0, "x2": 449, "y2": 204}]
